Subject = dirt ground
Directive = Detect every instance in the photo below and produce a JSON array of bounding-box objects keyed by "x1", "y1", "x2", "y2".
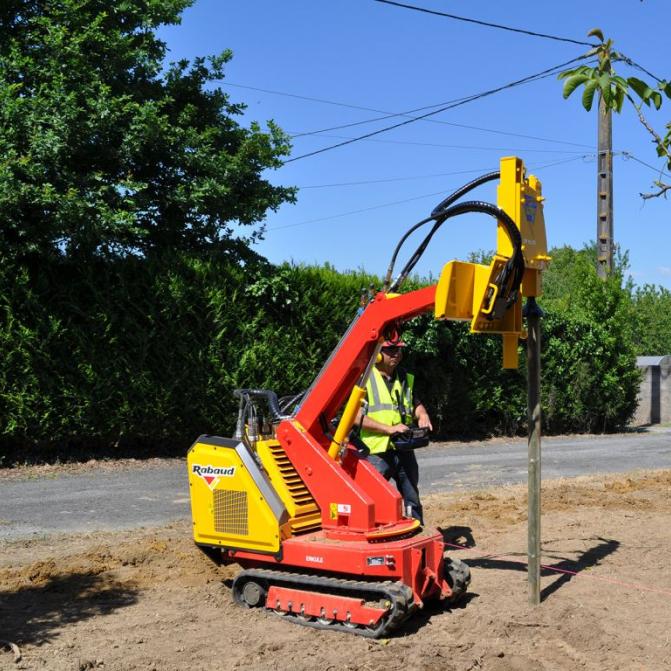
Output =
[{"x1": 1, "y1": 470, "x2": 670, "y2": 671}]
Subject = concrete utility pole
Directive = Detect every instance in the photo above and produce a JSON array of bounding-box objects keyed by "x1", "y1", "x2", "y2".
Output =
[
  {"x1": 524, "y1": 297, "x2": 543, "y2": 605},
  {"x1": 596, "y1": 94, "x2": 614, "y2": 279}
]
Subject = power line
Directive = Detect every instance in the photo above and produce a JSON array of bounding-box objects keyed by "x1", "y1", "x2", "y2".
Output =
[
  {"x1": 298, "y1": 151, "x2": 627, "y2": 190},
  {"x1": 618, "y1": 56, "x2": 663, "y2": 84},
  {"x1": 268, "y1": 190, "x2": 448, "y2": 231},
  {"x1": 373, "y1": 0, "x2": 596, "y2": 47},
  {"x1": 288, "y1": 81, "x2": 597, "y2": 146},
  {"x1": 293, "y1": 115, "x2": 594, "y2": 148},
  {"x1": 221, "y1": 82, "x2": 385, "y2": 114},
  {"x1": 219, "y1": 81, "x2": 594, "y2": 149},
  {"x1": 622, "y1": 151, "x2": 671, "y2": 178},
  {"x1": 285, "y1": 55, "x2": 589, "y2": 163},
  {"x1": 299, "y1": 166, "x2": 509, "y2": 190},
  {"x1": 293, "y1": 131, "x2": 590, "y2": 154},
  {"x1": 270, "y1": 154, "x2": 591, "y2": 231},
  {"x1": 297, "y1": 157, "x2": 589, "y2": 190}
]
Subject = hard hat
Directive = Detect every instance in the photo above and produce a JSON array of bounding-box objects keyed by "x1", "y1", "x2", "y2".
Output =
[{"x1": 382, "y1": 339, "x2": 406, "y2": 348}]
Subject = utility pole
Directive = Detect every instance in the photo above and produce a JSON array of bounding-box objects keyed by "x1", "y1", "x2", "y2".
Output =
[
  {"x1": 596, "y1": 91, "x2": 614, "y2": 279},
  {"x1": 524, "y1": 297, "x2": 543, "y2": 606}
]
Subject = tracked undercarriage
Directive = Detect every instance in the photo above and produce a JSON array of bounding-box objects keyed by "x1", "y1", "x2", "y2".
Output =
[{"x1": 231, "y1": 556, "x2": 470, "y2": 638}]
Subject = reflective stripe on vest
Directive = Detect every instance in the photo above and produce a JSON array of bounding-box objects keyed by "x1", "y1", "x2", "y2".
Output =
[{"x1": 360, "y1": 368, "x2": 415, "y2": 455}]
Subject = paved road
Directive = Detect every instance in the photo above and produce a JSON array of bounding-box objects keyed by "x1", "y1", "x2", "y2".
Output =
[
  {"x1": 2, "y1": 430, "x2": 670, "y2": 541},
  {"x1": 420, "y1": 429, "x2": 671, "y2": 493}
]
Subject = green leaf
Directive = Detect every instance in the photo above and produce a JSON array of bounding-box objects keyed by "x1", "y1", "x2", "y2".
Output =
[
  {"x1": 558, "y1": 67, "x2": 578, "y2": 80},
  {"x1": 558, "y1": 65, "x2": 595, "y2": 81},
  {"x1": 612, "y1": 75, "x2": 628, "y2": 92},
  {"x1": 582, "y1": 79, "x2": 599, "y2": 111},
  {"x1": 562, "y1": 74, "x2": 589, "y2": 99},
  {"x1": 627, "y1": 77, "x2": 654, "y2": 104},
  {"x1": 599, "y1": 74, "x2": 612, "y2": 107},
  {"x1": 661, "y1": 81, "x2": 671, "y2": 99},
  {"x1": 613, "y1": 86, "x2": 625, "y2": 113},
  {"x1": 650, "y1": 91, "x2": 663, "y2": 110},
  {"x1": 587, "y1": 27, "x2": 605, "y2": 42}
]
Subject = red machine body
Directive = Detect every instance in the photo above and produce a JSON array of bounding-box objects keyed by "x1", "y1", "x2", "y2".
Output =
[
  {"x1": 189, "y1": 157, "x2": 548, "y2": 635},
  {"x1": 220, "y1": 286, "x2": 458, "y2": 618}
]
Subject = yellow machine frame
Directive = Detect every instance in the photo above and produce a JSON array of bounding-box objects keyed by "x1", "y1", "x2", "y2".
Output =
[{"x1": 434, "y1": 156, "x2": 550, "y2": 368}]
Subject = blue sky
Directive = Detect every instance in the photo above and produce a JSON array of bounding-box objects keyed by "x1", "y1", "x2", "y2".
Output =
[{"x1": 158, "y1": 0, "x2": 671, "y2": 288}]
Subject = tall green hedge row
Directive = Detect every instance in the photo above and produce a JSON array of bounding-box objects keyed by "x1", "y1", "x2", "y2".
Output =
[{"x1": 0, "y1": 255, "x2": 639, "y2": 463}]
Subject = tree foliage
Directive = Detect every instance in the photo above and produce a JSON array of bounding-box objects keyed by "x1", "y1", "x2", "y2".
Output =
[
  {"x1": 0, "y1": 250, "x2": 649, "y2": 464},
  {"x1": 540, "y1": 245, "x2": 640, "y2": 431},
  {"x1": 0, "y1": 0, "x2": 295, "y2": 259},
  {"x1": 632, "y1": 283, "x2": 671, "y2": 355},
  {"x1": 558, "y1": 29, "x2": 671, "y2": 199}
]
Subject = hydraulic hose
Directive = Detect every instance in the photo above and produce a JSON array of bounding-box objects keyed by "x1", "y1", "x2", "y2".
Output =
[
  {"x1": 383, "y1": 171, "x2": 501, "y2": 290},
  {"x1": 390, "y1": 200, "x2": 525, "y2": 305},
  {"x1": 430, "y1": 170, "x2": 500, "y2": 219},
  {"x1": 234, "y1": 388, "x2": 286, "y2": 423}
]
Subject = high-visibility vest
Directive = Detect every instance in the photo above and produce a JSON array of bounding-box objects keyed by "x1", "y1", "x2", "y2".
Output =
[{"x1": 360, "y1": 367, "x2": 415, "y2": 455}]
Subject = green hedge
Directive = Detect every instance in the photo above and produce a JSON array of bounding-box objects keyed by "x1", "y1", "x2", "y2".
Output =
[{"x1": 0, "y1": 255, "x2": 640, "y2": 464}]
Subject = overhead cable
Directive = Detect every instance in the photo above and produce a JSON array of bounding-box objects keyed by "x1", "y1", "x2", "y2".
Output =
[
  {"x1": 373, "y1": 0, "x2": 597, "y2": 47},
  {"x1": 218, "y1": 82, "x2": 593, "y2": 148},
  {"x1": 268, "y1": 190, "x2": 449, "y2": 231},
  {"x1": 292, "y1": 115, "x2": 593, "y2": 148},
  {"x1": 618, "y1": 56, "x2": 664, "y2": 84},
  {"x1": 622, "y1": 151, "x2": 671, "y2": 178},
  {"x1": 298, "y1": 155, "x2": 598, "y2": 189},
  {"x1": 293, "y1": 132, "x2": 590, "y2": 154},
  {"x1": 269, "y1": 154, "x2": 591, "y2": 231},
  {"x1": 220, "y1": 82, "x2": 385, "y2": 114},
  {"x1": 285, "y1": 55, "x2": 590, "y2": 163},
  {"x1": 298, "y1": 167, "x2": 502, "y2": 189}
]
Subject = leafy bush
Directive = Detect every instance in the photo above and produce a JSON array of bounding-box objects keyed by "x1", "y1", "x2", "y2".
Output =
[
  {"x1": 0, "y1": 249, "x2": 643, "y2": 464},
  {"x1": 632, "y1": 283, "x2": 671, "y2": 355},
  {"x1": 539, "y1": 245, "x2": 640, "y2": 432},
  {"x1": 0, "y1": 257, "x2": 374, "y2": 462}
]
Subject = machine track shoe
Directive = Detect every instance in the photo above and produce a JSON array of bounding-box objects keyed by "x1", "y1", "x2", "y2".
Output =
[{"x1": 231, "y1": 568, "x2": 415, "y2": 638}]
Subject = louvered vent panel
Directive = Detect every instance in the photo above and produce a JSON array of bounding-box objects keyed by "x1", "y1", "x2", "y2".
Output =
[{"x1": 213, "y1": 489, "x2": 248, "y2": 535}]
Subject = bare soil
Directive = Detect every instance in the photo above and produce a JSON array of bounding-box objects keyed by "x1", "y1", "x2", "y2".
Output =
[{"x1": 1, "y1": 470, "x2": 670, "y2": 671}]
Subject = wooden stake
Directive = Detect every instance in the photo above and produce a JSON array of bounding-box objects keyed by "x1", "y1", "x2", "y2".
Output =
[{"x1": 525, "y1": 297, "x2": 542, "y2": 605}]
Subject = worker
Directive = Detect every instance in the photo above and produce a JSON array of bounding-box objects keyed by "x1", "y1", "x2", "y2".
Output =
[{"x1": 357, "y1": 339, "x2": 433, "y2": 524}]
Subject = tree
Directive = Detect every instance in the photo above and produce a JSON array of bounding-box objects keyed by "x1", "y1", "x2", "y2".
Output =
[
  {"x1": 0, "y1": 0, "x2": 295, "y2": 259},
  {"x1": 559, "y1": 29, "x2": 671, "y2": 199},
  {"x1": 632, "y1": 284, "x2": 671, "y2": 355},
  {"x1": 539, "y1": 244, "x2": 640, "y2": 432}
]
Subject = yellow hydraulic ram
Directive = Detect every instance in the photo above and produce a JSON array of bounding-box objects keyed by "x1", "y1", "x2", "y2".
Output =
[{"x1": 328, "y1": 383, "x2": 367, "y2": 459}]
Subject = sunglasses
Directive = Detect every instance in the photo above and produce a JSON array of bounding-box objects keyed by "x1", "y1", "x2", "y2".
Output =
[{"x1": 381, "y1": 346, "x2": 403, "y2": 355}]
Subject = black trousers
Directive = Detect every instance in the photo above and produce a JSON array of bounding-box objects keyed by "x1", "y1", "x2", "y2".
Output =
[{"x1": 367, "y1": 450, "x2": 423, "y2": 524}]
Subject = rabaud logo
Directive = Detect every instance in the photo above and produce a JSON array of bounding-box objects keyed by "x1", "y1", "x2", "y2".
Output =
[{"x1": 192, "y1": 464, "x2": 236, "y2": 489}]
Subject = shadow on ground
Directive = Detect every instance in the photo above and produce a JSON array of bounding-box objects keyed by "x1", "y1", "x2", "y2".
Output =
[
  {"x1": 439, "y1": 525, "x2": 476, "y2": 549},
  {"x1": 0, "y1": 571, "x2": 139, "y2": 645},
  {"x1": 464, "y1": 536, "x2": 620, "y2": 602}
]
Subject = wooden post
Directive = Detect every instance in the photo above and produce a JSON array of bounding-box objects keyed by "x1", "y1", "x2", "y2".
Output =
[{"x1": 525, "y1": 297, "x2": 543, "y2": 605}]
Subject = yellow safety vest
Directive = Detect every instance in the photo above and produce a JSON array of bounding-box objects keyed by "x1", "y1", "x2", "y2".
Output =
[{"x1": 360, "y1": 367, "x2": 415, "y2": 455}]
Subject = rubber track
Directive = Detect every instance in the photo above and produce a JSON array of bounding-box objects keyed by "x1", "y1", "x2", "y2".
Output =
[{"x1": 232, "y1": 568, "x2": 416, "y2": 638}]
